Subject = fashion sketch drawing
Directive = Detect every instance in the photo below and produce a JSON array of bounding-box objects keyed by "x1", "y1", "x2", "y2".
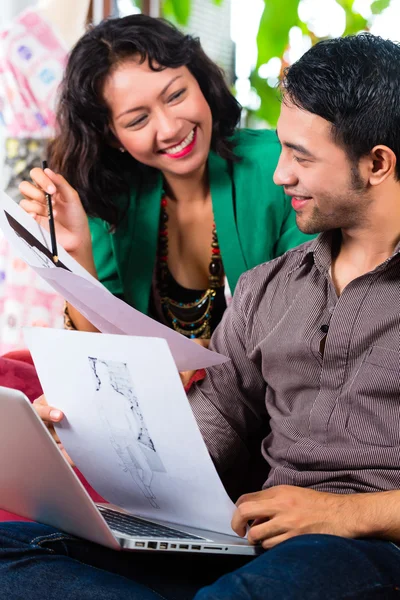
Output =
[{"x1": 89, "y1": 357, "x2": 165, "y2": 508}]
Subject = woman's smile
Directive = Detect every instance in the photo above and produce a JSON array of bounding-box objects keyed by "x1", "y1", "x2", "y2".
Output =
[{"x1": 159, "y1": 126, "x2": 197, "y2": 159}]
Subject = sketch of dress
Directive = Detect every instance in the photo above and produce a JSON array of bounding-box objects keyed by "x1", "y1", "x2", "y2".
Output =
[{"x1": 88, "y1": 357, "x2": 166, "y2": 509}]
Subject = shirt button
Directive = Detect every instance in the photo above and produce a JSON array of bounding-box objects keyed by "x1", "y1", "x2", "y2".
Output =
[{"x1": 320, "y1": 324, "x2": 329, "y2": 334}]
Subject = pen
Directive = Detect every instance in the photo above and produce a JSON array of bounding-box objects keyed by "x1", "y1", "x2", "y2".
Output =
[{"x1": 42, "y1": 160, "x2": 59, "y2": 265}]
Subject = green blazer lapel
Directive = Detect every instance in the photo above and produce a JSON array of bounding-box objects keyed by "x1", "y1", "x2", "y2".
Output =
[
  {"x1": 112, "y1": 171, "x2": 162, "y2": 315},
  {"x1": 209, "y1": 152, "x2": 247, "y2": 294}
]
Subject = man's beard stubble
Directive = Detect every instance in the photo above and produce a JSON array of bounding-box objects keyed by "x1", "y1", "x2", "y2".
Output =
[{"x1": 296, "y1": 166, "x2": 372, "y2": 235}]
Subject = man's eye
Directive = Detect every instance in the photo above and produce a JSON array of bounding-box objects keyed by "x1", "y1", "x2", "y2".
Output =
[{"x1": 293, "y1": 156, "x2": 307, "y2": 163}]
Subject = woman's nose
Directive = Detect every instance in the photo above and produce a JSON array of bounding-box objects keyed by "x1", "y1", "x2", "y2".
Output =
[{"x1": 157, "y1": 112, "x2": 181, "y2": 143}]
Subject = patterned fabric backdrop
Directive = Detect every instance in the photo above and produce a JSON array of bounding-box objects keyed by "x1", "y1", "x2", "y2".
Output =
[{"x1": 0, "y1": 8, "x2": 67, "y2": 354}]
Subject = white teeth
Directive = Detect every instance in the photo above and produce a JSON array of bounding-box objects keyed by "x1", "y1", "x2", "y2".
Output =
[{"x1": 164, "y1": 128, "x2": 195, "y2": 155}]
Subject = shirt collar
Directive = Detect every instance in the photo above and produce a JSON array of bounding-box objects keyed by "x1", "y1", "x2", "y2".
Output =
[
  {"x1": 303, "y1": 230, "x2": 400, "y2": 274},
  {"x1": 302, "y1": 231, "x2": 338, "y2": 274}
]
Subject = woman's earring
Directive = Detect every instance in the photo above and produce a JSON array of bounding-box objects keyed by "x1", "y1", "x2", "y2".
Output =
[{"x1": 119, "y1": 147, "x2": 126, "y2": 153}]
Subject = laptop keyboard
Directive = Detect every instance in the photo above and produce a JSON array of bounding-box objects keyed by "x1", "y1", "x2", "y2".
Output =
[{"x1": 98, "y1": 506, "x2": 205, "y2": 540}]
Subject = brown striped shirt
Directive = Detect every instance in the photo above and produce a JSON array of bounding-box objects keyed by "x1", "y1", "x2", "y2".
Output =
[{"x1": 189, "y1": 231, "x2": 400, "y2": 495}]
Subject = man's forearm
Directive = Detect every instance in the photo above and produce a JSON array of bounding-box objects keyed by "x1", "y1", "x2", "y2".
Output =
[{"x1": 356, "y1": 490, "x2": 400, "y2": 541}]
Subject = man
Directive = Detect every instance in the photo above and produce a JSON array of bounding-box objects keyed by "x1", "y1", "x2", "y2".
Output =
[{"x1": 1, "y1": 33, "x2": 399, "y2": 599}]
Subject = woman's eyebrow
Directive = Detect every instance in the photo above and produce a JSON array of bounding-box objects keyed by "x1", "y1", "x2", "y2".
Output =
[{"x1": 116, "y1": 75, "x2": 183, "y2": 120}]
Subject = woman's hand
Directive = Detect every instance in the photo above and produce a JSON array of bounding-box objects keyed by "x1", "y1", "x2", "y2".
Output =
[
  {"x1": 180, "y1": 338, "x2": 209, "y2": 387},
  {"x1": 33, "y1": 395, "x2": 74, "y2": 466},
  {"x1": 19, "y1": 167, "x2": 92, "y2": 259}
]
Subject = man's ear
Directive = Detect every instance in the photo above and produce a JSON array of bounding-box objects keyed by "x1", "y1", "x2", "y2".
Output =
[{"x1": 368, "y1": 145, "x2": 397, "y2": 186}]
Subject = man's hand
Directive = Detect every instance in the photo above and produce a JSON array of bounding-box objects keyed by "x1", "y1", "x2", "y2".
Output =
[
  {"x1": 33, "y1": 395, "x2": 74, "y2": 466},
  {"x1": 232, "y1": 485, "x2": 363, "y2": 549}
]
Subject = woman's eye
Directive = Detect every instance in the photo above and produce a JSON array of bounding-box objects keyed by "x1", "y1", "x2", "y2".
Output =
[
  {"x1": 127, "y1": 115, "x2": 147, "y2": 128},
  {"x1": 168, "y1": 89, "x2": 186, "y2": 102}
]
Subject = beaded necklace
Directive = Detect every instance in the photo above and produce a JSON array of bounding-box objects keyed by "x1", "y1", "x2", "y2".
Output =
[{"x1": 157, "y1": 195, "x2": 223, "y2": 339}]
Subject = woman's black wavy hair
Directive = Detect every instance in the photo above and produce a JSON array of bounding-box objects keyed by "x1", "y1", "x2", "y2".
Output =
[{"x1": 49, "y1": 14, "x2": 242, "y2": 225}]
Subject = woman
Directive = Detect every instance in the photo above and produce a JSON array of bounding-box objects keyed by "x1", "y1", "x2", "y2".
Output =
[{"x1": 20, "y1": 14, "x2": 312, "y2": 342}]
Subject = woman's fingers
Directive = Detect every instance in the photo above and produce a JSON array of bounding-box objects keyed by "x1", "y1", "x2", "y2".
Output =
[
  {"x1": 180, "y1": 369, "x2": 196, "y2": 387},
  {"x1": 19, "y1": 180, "x2": 47, "y2": 203},
  {"x1": 33, "y1": 396, "x2": 64, "y2": 423},
  {"x1": 43, "y1": 168, "x2": 79, "y2": 203},
  {"x1": 32, "y1": 395, "x2": 73, "y2": 465},
  {"x1": 25, "y1": 167, "x2": 78, "y2": 206},
  {"x1": 19, "y1": 199, "x2": 49, "y2": 219},
  {"x1": 60, "y1": 447, "x2": 75, "y2": 467},
  {"x1": 29, "y1": 168, "x2": 56, "y2": 194}
]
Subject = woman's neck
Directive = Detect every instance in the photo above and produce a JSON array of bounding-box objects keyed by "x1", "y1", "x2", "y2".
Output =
[{"x1": 162, "y1": 164, "x2": 209, "y2": 206}]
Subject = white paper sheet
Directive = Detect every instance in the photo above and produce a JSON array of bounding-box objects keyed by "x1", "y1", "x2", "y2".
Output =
[
  {"x1": 0, "y1": 190, "x2": 229, "y2": 371},
  {"x1": 25, "y1": 327, "x2": 237, "y2": 536}
]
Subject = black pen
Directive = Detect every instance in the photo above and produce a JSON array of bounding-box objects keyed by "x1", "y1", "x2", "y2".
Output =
[{"x1": 42, "y1": 160, "x2": 58, "y2": 265}]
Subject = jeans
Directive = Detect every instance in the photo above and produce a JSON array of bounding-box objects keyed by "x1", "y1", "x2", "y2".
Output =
[{"x1": 0, "y1": 522, "x2": 400, "y2": 599}]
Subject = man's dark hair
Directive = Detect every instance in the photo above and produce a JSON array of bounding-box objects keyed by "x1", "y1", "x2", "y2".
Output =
[
  {"x1": 49, "y1": 15, "x2": 241, "y2": 225},
  {"x1": 282, "y1": 33, "x2": 400, "y2": 179}
]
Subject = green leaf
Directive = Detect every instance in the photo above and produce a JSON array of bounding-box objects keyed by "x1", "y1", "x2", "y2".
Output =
[
  {"x1": 343, "y1": 10, "x2": 368, "y2": 35},
  {"x1": 256, "y1": 0, "x2": 301, "y2": 68},
  {"x1": 161, "y1": 0, "x2": 191, "y2": 25},
  {"x1": 370, "y1": 0, "x2": 391, "y2": 14},
  {"x1": 335, "y1": 0, "x2": 355, "y2": 10},
  {"x1": 249, "y1": 71, "x2": 281, "y2": 126}
]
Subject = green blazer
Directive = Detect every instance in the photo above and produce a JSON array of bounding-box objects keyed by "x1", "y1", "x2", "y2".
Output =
[{"x1": 89, "y1": 129, "x2": 314, "y2": 315}]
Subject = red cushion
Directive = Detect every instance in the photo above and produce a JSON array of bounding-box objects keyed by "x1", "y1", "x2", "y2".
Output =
[
  {"x1": 0, "y1": 355, "x2": 42, "y2": 402},
  {"x1": 2, "y1": 349, "x2": 35, "y2": 366}
]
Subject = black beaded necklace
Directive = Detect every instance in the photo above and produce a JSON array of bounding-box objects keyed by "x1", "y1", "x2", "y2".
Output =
[{"x1": 157, "y1": 194, "x2": 223, "y2": 339}]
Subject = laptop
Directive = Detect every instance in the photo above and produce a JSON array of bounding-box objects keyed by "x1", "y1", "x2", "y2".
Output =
[{"x1": 0, "y1": 387, "x2": 261, "y2": 556}]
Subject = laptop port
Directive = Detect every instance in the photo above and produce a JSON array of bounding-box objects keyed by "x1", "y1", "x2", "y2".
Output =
[
  {"x1": 170, "y1": 544, "x2": 177, "y2": 548},
  {"x1": 204, "y1": 546, "x2": 223, "y2": 550},
  {"x1": 159, "y1": 543, "x2": 168, "y2": 550},
  {"x1": 135, "y1": 542, "x2": 145, "y2": 548},
  {"x1": 179, "y1": 544, "x2": 189, "y2": 549},
  {"x1": 191, "y1": 545, "x2": 201, "y2": 550},
  {"x1": 147, "y1": 542, "x2": 158, "y2": 549}
]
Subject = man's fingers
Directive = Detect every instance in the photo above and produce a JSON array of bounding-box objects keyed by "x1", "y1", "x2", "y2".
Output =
[
  {"x1": 246, "y1": 519, "x2": 285, "y2": 545},
  {"x1": 260, "y1": 532, "x2": 293, "y2": 550},
  {"x1": 231, "y1": 500, "x2": 275, "y2": 536}
]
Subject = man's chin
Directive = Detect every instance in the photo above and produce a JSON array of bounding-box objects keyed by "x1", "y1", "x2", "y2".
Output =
[{"x1": 295, "y1": 215, "x2": 323, "y2": 235}]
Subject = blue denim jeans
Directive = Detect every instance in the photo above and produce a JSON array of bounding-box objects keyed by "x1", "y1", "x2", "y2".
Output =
[{"x1": 0, "y1": 522, "x2": 400, "y2": 599}]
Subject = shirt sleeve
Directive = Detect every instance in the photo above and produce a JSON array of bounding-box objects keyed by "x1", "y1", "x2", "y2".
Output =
[
  {"x1": 89, "y1": 217, "x2": 124, "y2": 297},
  {"x1": 273, "y1": 189, "x2": 314, "y2": 256},
  {"x1": 188, "y1": 271, "x2": 268, "y2": 489}
]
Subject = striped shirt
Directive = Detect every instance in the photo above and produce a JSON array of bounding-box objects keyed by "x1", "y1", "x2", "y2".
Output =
[{"x1": 189, "y1": 231, "x2": 400, "y2": 495}]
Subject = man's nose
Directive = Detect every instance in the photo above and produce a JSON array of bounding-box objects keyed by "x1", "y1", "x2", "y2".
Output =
[{"x1": 273, "y1": 154, "x2": 297, "y2": 187}]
